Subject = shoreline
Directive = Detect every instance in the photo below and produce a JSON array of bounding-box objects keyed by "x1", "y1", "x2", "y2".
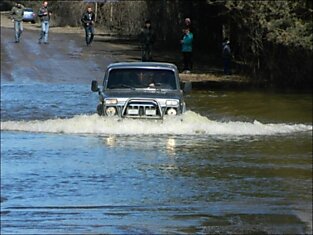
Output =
[
  {"x1": 2, "y1": 12, "x2": 312, "y2": 91},
  {"x1": 0, "y1": 11, "x2": 262, "y2": 89}
]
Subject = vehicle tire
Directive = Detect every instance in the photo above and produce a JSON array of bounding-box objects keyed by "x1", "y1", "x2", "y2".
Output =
[
  {"x1": 31, "y1": 20, "x2": 35, "y2": 24},
  {"x1": 97, "y1": 104, "x2": 104, "y2": 116}
]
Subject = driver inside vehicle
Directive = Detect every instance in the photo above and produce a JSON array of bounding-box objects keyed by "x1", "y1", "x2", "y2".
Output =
[
  {"x1": 132, "y1": 71, "x2": 154, "y2": 87},
  {"x1": 129, "y1": 70, "x2": 176, "y2": 89}
]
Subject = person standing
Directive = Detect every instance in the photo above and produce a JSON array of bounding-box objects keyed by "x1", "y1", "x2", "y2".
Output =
[
  {"x1": 139, "y1": 20, "x2": 155, "y2": 62},
  {"x1": 184, "y1": 17, "x2": 192, "y2": 30},
  {"x1": 180, "y1": 27, "x2": 193, "y2": 73},
  {"x1": 222, "y1": 39, "x2": 232, "y2": 75},
  {"x1": 81, "y1": 6, "x2": 95, "y2": 46},
  {"x1": 181, "y1": 17, "x2": 192, "y2": 39},
  {"x1": 38, "y1": 1, "x2": 52, "y2": 44},
  {"x1": 10, "y1": 2, "x2": 24, "y2": 43}
]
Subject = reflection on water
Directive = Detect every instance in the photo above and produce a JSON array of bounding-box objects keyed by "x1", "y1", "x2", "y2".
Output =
[
  {"x1": 166, "y1": 138, "x2": 176, "y2": 156},
  {"x1": 1, "y1": 84, "x2": 312, "y2": 234},
  {"x1": 1, "y1": 132, "x2": 312, "y2": 234},
  {"x1": 106, "y1": 135, "x2": 117, "y2": 147}
]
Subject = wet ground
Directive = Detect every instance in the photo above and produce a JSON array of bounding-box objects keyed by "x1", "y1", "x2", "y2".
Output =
[
  {"x1": 1, "y1": 14, "x2": 313, "y2": 234},
  {"x1": 1, "y1": 21, "x2": 124, "y2": 84}
]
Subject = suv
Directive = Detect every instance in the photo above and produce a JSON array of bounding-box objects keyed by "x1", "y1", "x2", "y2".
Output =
[
  {"x1": 23, "y1": 8, "x2": 36, "y2": 24},
  {"x1": 91, "y1": 62, "x2": 188, "y2": 119}
]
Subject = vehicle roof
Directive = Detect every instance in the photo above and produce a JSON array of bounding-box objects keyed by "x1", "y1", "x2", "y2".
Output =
[
  {"x1": 24, "y1": 8, "x2": 34, "y2": 11},
  {"x1": 107, "y1": 62, "x2": 178, "y2": 71}
]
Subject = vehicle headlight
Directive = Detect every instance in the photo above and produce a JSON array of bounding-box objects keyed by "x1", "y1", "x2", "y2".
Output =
[
  {"x1": 167, "y1": 108, "x2": 177, "y2": 116},
  {"x1": 166, "y1": 100, "x2": 179, "y2": 106},
  {"x1": 106, "y1": 107, "x2": 117, "y2": 116},
  {"x1": 105, "y1": 99, "x2": 118, "y2": 105}
]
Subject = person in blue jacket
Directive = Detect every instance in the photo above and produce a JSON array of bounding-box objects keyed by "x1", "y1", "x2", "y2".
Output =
[{"x1": 180, "y1": 27, "x2": 193, "y2": 73}]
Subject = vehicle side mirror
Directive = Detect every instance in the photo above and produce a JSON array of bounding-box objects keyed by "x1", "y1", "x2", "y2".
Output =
[
  {"x1": 181, "y1": 81, "x2": 192, "y2": 93},
  {"x1": 91, "y1": 80, "x2": 99, "y2": 92}
]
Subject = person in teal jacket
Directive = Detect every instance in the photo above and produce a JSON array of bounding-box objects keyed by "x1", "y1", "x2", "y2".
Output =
[{"x1": 180, "y1": 27, "x2": 193, "y2": 73}]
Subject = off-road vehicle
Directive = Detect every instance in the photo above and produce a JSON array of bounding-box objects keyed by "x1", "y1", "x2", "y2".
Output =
[{"x1": 91, "y1": 62, "x2": 189, "y2": 119}]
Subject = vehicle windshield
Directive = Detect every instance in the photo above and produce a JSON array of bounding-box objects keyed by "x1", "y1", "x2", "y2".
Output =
[
  {"x1": 106, "y1": 68, "x2": 177, "y2": 90},
  {"x1": 24, "y1": 8, "x2": 34, "y2": 12}
]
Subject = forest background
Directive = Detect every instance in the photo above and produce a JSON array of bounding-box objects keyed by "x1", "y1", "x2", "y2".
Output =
[{"x1": 1, "y1": 0, "x2": 312, "y2": 89}]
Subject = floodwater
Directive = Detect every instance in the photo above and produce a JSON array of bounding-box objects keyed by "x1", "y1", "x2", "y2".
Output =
[
  {"x1": 1, "y1": 83, "x2": 312, "y2": 234},
  {"x1": 0, "y1": 20, "x2": 312, "y2": 234}
]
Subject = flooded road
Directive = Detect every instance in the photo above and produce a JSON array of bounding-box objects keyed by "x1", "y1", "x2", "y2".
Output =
[{"x1": 1, "y1": 21, "x2": 312, "y2": 234}]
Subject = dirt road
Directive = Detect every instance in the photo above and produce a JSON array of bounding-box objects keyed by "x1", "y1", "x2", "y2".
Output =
[
  {"x1": 1, "y1": 12, "x2": 142, "y2": 84},
  {"x1": 1, "y1": 12, "x2": 249, "y2": 87}
]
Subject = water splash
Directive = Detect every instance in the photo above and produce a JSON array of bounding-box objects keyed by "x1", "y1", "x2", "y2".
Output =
[{"x1": 1, "y1": 111, "x2": 311, "y2": 136}]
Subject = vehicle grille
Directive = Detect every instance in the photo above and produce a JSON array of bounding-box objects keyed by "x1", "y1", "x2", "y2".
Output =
[{"x1": 122, "y1": 99, "x2": 162, "y2": 118}]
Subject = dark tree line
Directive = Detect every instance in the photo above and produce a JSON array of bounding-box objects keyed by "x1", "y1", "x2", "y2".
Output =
[{"x1": 2, "y1": 0, "x2": 312, "y2": 89}]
